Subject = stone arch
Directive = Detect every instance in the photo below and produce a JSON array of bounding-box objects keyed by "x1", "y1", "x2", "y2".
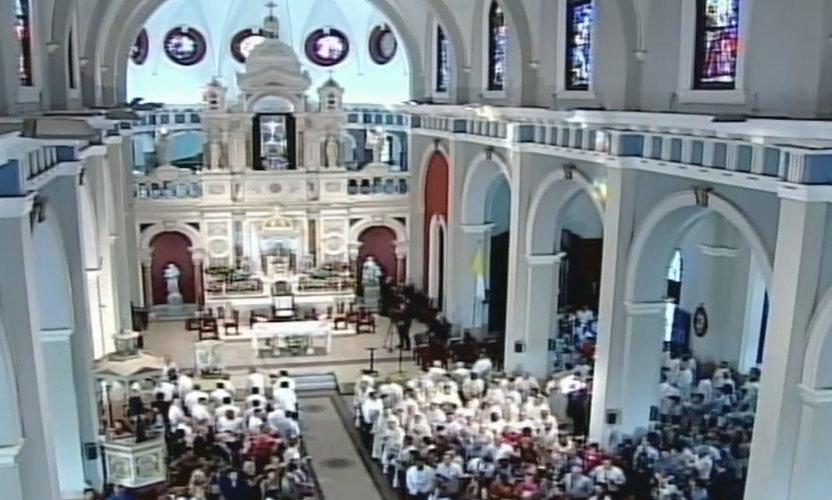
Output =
[
  {"x1": 149, "y1": 231, "x2": 197, "y2": 305},
  {"x1": 139, "y1": 221, "x2": 204, "y2": 251},
  {"x1": 421, "y1": 149, "x2": 450, "y2": 292},
  {"x1": 94, "y1": 0, "x2": 429, "y2": 105},
  {"x1": 427, "y1": 214, "x2": 448, "y2": 303},
  {"x1": 624, "y1": 191, "x2": 773, "y2": 304},
  {"x1": 526, "y1": 168, "x2": 604, "y2": 255},
  {"x1": 349, "y1": 217, "x2": 407, "y2": 244},
  {"x1": 357, "y1": 226, "x2": 399, "y2": 284},
  {"x1": 461, "y1": 151, "x2": 511, "y2": 225},
  {"x1": 32, "y1": 212, "x2": 74, "y2": 331},
  {"x1": 803, "y1": 285, "x2": 832, "y2": 390}
]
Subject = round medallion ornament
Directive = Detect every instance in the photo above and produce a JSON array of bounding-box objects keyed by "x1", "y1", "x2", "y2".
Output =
[
  {"x1": 231, "y1": 29, "x2": 266, "y2": 63},
  {"x1": 693, "y1": 304, "x2": 709, "y2": 337},
  {"x1": 130, "y1": 29, "x2": 149, "y2": 65},
  {"x1": 368, "y1": 24, "x2": 397, "y2": 65},
  {"x1": 163, "y1": 27, "x2": 207, "y2": 66},
  {"x1": 305, "y1": 28, "x2": 349, "y2": 67}
]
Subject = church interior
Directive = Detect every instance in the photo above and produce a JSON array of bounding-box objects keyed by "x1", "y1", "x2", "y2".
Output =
[{"x1": 1, "y1": 0, "x2": 831, "y2": 499}]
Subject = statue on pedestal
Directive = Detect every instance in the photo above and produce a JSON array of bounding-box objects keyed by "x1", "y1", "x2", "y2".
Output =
[
  {"x1": 366, "y1": 128, "x2": 386, "y2": 164},
  {"x1": 362, "y1": 256, "x2": 382, "y2": 285},
  {"x1": 164, "y1": 263, "x2": 183, "y2": 306},
  {"x1": 325, "y1": 135, "x2": 340, "y2": 168}
]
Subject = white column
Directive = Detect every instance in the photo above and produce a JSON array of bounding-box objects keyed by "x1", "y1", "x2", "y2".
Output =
[
  {"x1": 505, "y1": 254, "x2": 562, "y2": 377},
  {"x1": 617, "y1": 302, "x2": 667, "y2": 433},
  {"x1": 588, "y1": 167, "x2": 638, "y2": 445},
  {"x1": 788, "y1": 387, "x2": 832, "y2": 499},
  {"x1": 86, "y1": 269, "x2": 106, "y2": 359},
  {"x1": 0, "y1": 197, "x2": 62, "y2": 500},
  {"x1": 745, "y1": 198, "x2": 827, "y2": 500},
  {"x1": 394, "y1": 242, "x2": 408, "y2": 284},
  {"x1": 40, "y1": 329, "x2": 85, "y2": 499}
]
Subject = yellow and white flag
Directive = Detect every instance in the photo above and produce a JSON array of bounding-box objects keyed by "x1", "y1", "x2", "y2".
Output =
[{"x1": 471, "y1": 247, "x2": 486, "y2": 301}]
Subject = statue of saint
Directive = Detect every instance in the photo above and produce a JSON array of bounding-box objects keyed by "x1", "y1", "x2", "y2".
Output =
[
  {"x1": 362, "y1": 256, "x2": 382, "y2": 285},
  {"x1": 325, "y1": 135, "x2": 339, "y2": 168},
  {"x1": 164, "y1": 263, "x2": 183, "y2": 305},
  {"x1": 366, "y1": 128, "x2": 385, "y2": 164}
]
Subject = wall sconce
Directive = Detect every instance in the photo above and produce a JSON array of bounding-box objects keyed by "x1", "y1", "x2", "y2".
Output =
[
  {"x1": 30, "y1": 196, "x2": 47, "y2": 228},
  {"x1": 78, "y1": 167, "x2": 86, "y2": 186},
  {"x1": 484, "y1": 146, "x2": 494, "y2": 161}
]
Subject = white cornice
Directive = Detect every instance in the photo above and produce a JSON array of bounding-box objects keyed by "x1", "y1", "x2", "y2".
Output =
[
  {"x1": 778, "y1": 183, "x2": 832, "y2": 203},
  {"x1": 80, "y1": 145, "x2": 107, "y2": 159},
  {"x1": 799, "y1": 384, "x2": 832, "y2": 407},
  {"x1": 0, "y1": 193, "x2": 34, "y2": 219},
  {"x1": 525, "y1": 253, "x2": 566, "y2": 266},
  {"x1": 698, "y1": 244, "x2": 739, "y2": 258},
  {"x1": 625, "y1": 301, "x2": 669, "y2": 316}
]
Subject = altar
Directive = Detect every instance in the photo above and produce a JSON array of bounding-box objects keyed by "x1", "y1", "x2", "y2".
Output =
[{"x1": 249, "y1": 320, "x2": 332, "y2": 354}]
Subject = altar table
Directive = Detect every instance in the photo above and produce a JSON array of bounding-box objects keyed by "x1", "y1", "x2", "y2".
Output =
[{"x1": 250, "y1": 320, "x2": 332, "y2": 353}]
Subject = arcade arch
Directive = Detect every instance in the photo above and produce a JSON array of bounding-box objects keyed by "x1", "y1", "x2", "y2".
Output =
[{"x1": 421, "y1": 150, "x2": 450, "y2": 305}]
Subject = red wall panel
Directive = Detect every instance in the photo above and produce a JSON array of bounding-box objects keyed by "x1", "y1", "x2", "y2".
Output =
[
  {"x1": 423, "y1": 152, "x2": 449, "y2": 289},
  {"x1": 358, "y1": 226, "x2": 398, "y2": 285},
  {"x1": 150, "y1": 232, "x2": 196, "y2": 305}
]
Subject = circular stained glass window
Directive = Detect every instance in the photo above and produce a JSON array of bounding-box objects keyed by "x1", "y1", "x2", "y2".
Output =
[
  {"x1": 231, "y1": 29, "x2": 266, "y2": 63},
  {"x1": 368, "y1": 25, "x2": 397, "y2": 65},
  {"x1": 130, "y1": 29, "x2": 149, "y2": 65},
  {"x1": 163, "y1": 27, "x2": 207, "y2": 66},
  {"x1": 304, "y1": 28, "x2": 349, "y2": 67}
]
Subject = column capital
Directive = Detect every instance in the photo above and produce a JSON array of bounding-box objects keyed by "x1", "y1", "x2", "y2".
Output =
[
  {"x1": 394, "y1": 241, "x2": 408, "y2": 259},
  {"x1": 525, "y1": 252, "x2": 566, "y2": 266},
  {"x1": 190, "y1": 247, "x2": 207, "y2": 264},
  {"x1": 0, "y1": 194, "x2": 35, "y2": 219},
  {"x1": 138, "y1": 247, "x2": 153, "y2": 265},
  {"x1": 461, "y1": 223, "x2": 494, "y2": 234},
  {"x1": 40, "y1": 328, "x2": 73, "y2": 342},
  {"x1": 624, "y1": 301, "x2": 668, "y2": 316},
  {"x1": 799, "y1": 384, "x2": 832, "y2": 407},
  {"x1": 0, "y1": 441, "x2": 23, "y2": 467},
  {"x1": 698, "y1": 244, "x2": 738, "y2": 258}
]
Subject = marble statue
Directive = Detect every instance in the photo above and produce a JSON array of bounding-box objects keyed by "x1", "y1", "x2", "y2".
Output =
[
  {"x1": 362, "y1": 256, "x2": 382, "y2": 285},
  {"x1": 325, "y1": 135, "x2": 339, "y2": 168},
  {"x1": 164, "y1": 263, "x2": 183, "y2": 306},
  {"x1": 209, "y1": 140, "x2": 221, "y2": 170},
  {"x1": 366, "y1": 128, "x2": 386, "y2": 164}
]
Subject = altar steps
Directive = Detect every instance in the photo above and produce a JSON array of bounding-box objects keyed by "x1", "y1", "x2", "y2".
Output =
[{"x1": 294, "y1": 372, "x2": 339, "y2": 392}]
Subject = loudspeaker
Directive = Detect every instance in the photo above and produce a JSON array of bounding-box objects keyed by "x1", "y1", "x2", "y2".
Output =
[
  {"x1": 649, "y1": 405, "x2": 659, "y2": 422},
  {"x1": 85, "y1": 442, "x2": 98, "y2": 460},
  {"x1": 514, "y1": 341, "x2": 525, "y2": 353},
  {"x1": 605, "y1": 410, "x2": 620, "y2": 425}
]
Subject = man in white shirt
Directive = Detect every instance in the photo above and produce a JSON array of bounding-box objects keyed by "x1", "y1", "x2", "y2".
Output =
[
  {"x1": 405, "y1": 456, "x2": 435, "y2": 499},
  {"x1": 191, "y1": 397, "x2": 213, "y2": 424},
  {"x1": 589, "y1": 459, "x2": 626, "y2": 493},
  {"x1": 273, "y1": 370, "x2": 296, "y2": 393},
  {"x1": 462, "y1": 372, "x2": 486, "y2": 400},
  {"x1": 167, "y1": 398, "x2": 186, "y2": 427},
  {"x1": 247, "y1": 367, "x2": 267, "y2": 395},
  {"x1": 471, "y1": 352, "x2": 493, "y2": 382},
  {"x1": 176, "y1": 371, "x2": 194, "y2": 399},
  {"x1": 245, "y1": 387, "x2": 268, "y2": 409},
  {"x1": 155, "y1": 379, "x2": 177, "y2": 402},
  {"x1": 273, "y1": 380, "x2": 298, "y2": 418},
  {"x1": 184, "y1": 384, "x2": 209, "y2": 409},
  {"x1": 361, "y1": 390, "x2": 384, "y2": 448},
  {"x1": 214, "y1": 397, "x2": 240, "y2": 419},
  {"x1": 216, "y1": 409, "x2": 243, "y2": 434},
  {"x1": 210, "y1": 382, "x2": 232, "y2": 405}
]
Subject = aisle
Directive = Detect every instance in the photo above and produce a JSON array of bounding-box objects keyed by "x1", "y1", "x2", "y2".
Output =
[{"x1": 300, "y1": 396, "x2": 386, "y2": 500}]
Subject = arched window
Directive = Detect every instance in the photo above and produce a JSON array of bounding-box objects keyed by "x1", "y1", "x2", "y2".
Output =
[
  {"x1": 368, "y1": 24, "x2": 397, "y2": 65},
  {"x1": 435, "y1": 25, "x2": 451, "y2": 93},
  {"x1": 694, "y1": 0, "x2": 740, "y2": 89},
  {"x1": 664, "y1": 249, "x2": 683, "y2": 342},
  {"x1": 67, "y1": 28, "x2": 76, "y2": 89},
  {"x1": 487, "y1": 1, "x2": 507, "y2": 92},
  {"x1": 565, "y1": 0, "x2": 593, "y2": 91},
  {"x1": 163, "y1": 27, "x2": 207, "y2": 66},
  {"x1": 130, "y1": 29, "x2": 149, "y2": 65},
  {"x1": 304, "y1": 28, "x2": 350, "y2": 67},
  {"x1": 15, "y1": 0, "x2": 33, "y2": 86},
  {"x1": 231, "y1": 29, "x2": 266, "y2": 63}
]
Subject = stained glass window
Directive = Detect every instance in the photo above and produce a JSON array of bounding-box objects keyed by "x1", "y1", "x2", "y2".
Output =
[
  {"x1": 231, "y1": 29, "x2": 266, "y2": 63},
  {"x1": 68, "y1": 29, "x2": 76, "y2": 89},
  {"x1": 487, "y1": 1, "x2": 507, "y2": 92},
  {"x1": 436, "y1": 25, "x2": 450, "y2": 93},
  {"x1": 131, "y1": 29, "x2": 149, "y2": 65},
  {"x1": 163, "y1": 27, "x2": 207, "y2": 66},
  {"x1": 694, "y1": 0, "x2": 740, "y2": 89},
  {"x1": 305, "y1": 28, "x2": 350, "y2": 67},
  {"x1": 565, "y1": 0, "x2": 593, "y2": 91},
  {"x1": 15, "y1": 0, "x2": 33, "y2": 86},
  {"x1": 369, "y1": 25, "x2": 397, "y2": 65}
]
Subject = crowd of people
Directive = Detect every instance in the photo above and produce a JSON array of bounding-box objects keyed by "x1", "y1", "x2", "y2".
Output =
[
  {"x1": 351, "y1": 339, "x2": 760, "y2": 499},
  {"x1": 96, "y1": 365, "x2": 319, "y2": 500}
]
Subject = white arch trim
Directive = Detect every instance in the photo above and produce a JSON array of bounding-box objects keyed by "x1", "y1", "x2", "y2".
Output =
[
  {"x1": 0, "y1": 314, "x2": 23, "y2": 446},
  {"x1": 349, "y1": 217, "x2": 408, "y2": 245},
  {"x1": 802, "y1": 285, "x2": 832, "y2": 390},
  {"x1": 427, "y1": 214, "x2": 448, "y2": 300},
  {"x1": 624, "y1": 191, "x2": 774, "y2": 303},
  {"x1": 139, "y1": 222, "x2": 204, "y2": 251},
  {"x1": 525, "y1": 168, "x2": 605, "y2": 255},
  {"x1": 460, "y1": 150, "x2": 511, "y2": 225}
]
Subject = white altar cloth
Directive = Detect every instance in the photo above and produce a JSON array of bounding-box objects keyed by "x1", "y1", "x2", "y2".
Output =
[{"x1": 250, "y1": 320, "x2": 332, "y2": 353}]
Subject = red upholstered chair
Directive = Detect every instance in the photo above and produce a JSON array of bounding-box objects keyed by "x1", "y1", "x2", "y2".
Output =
[
  {"x1": 356, "y1": 307, "x2": 376, "y2": 334},
  {"x1": 223, "y1": 309, "x2": 240, "y2": 336},
  {"x1": 199, "y1": 318, "x2": 219, "y2": 340}
]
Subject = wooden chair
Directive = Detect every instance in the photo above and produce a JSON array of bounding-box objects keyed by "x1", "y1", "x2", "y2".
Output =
[
  {"x1": 356, "y1": 307, "x2": 376, "y2": 334},
  {"x1": 223, "y1": 309, "x2": 240, "y2": 336},
  {"x1": 199, "y1": 318, "x2": 219, "y2": 340},
  {"x1": 333, "y1": 302, "x2": 351, "y2": 330}
]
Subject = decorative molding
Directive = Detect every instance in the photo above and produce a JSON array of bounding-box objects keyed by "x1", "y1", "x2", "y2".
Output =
[
  {"x1": 799, "y1": 384, "x2": 832, "y2": 407},
  {"x1": 694, "y1": 186, "x2": 712, "y2": 207},
  {"x1": 461, "y1": 223, "x2": 494, "y2": 234},
  {"x1": 698, "y1": 244, "x2": 739, "y2": 258},
  {"x1": 624, "y1": 301, "x2": 669, "y2": 316},
  {"x1": 0, "y1": 442, "x2": 24, "y2": 467},
  {"x1": 40, "y1": 328, "x2": 73, "y2": 342},
  {"x1": 525, "y1": 252, "x2": 566, "y2": 266},
  {"x1": 778, "y1": 183, "x2": 832, "y2": 203},
  {"x1": 80, "y1": 145, "x2": 107, "y2": 159}
]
